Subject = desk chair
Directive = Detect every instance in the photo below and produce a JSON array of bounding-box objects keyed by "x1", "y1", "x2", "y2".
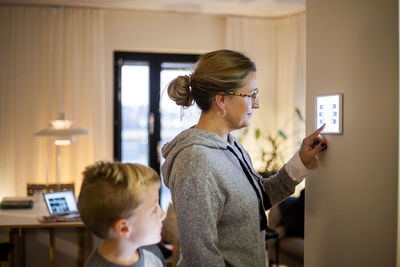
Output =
[
  {"x1": 27, "y1": 183, "x2": 75, "y2": 196},
  {"x1": 0, "y1": 243, "x2": 14, "y2": 267}
]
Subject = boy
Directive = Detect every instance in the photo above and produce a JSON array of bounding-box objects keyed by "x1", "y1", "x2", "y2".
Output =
[{"x1": 78, "y1": 162, "x2": 166, "y2": 267}]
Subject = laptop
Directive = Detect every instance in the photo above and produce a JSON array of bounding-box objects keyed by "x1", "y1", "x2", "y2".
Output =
[{"x1": 42, "y1": 190, "x2": 80, "y2": 221}]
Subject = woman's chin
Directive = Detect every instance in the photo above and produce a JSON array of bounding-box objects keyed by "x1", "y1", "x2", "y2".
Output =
[
  {"x1": 237, "y1": 122, "x2": 250, "y2": 129},
  {"x1": 242, "y1": 119, "x2": 251, "y2": 128}
]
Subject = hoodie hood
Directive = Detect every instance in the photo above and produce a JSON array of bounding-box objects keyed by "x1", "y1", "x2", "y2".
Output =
[{"x1": 161, "y1": 128, "x2": 232, "y2": 187}]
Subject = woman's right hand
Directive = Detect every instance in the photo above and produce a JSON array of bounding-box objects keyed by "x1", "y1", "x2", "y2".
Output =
[{"x1": 299, "y1": 124, "x2": 327, "y2": 166}]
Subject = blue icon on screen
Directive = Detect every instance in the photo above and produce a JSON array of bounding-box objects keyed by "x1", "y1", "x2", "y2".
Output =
[
  {"x1": 319, "y1": 112, "x2": 324, "y2": 116},
  {"x1": 319, "y1": 105, "x2": 324, "y2": 109}
]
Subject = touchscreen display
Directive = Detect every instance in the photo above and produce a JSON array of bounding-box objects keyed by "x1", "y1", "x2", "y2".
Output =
[{"x1": 315, "y1": 94, "x2": 342, "y2": 134}]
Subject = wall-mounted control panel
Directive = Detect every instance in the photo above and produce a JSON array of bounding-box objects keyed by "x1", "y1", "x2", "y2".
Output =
[{"x1": 315, "y1": 93, "x2": 343, "y2": 134}]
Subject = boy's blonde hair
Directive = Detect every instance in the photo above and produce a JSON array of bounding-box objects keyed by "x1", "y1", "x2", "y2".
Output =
[{"x1": 78, "y1": 162, "x2": 161, "y2": 239}]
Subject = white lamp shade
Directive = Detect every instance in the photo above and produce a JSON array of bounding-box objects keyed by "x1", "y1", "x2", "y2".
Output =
[
  {"x1": 34, "y1": 127, "x2": 90, "y2": 136},
  {"x1": 34, "y1": 113, "x2": 90, "y2": 139}
]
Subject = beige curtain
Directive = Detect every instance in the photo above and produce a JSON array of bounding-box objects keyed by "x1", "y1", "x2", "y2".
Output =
[
  {"x1": 226, "y1": 13, "x2": 306, "y2": 171},
  {"x1": 0, "y1": 5, "x2": 108, "y2": 198}
]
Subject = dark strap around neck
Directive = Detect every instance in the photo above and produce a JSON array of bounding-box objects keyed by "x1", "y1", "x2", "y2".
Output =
[
  {"x1": 233, "y1": 142, "x2": 272, "y2": 211},
  {"x1": 227, "y1": 145, "x2": 269, "y2": 231}
]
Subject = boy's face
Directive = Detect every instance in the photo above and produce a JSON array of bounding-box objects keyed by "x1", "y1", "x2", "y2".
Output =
[{"x1": 128, "y1": 183, "x2": 165, "y2": 246}]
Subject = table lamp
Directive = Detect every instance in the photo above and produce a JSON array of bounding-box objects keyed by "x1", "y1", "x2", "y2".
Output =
[{"x1": 34, "y1": 113, "x2": 90, "y2": 186}]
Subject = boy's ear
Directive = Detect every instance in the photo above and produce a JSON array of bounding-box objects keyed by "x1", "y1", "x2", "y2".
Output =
[{"x1": 113, "y1": 218, "x2": 132, "y2": 239}]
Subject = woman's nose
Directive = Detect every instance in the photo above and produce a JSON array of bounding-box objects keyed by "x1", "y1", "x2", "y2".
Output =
[{"x1": 252, "y1": 98, "x2": 261, "y2": 109}]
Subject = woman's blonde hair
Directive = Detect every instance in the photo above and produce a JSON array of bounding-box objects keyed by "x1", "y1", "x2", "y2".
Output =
[
  {"x1": 77, "y1": 162, "x2": 160, "y2": 238},
  {"x1": 167, "y1": 49, "x2": 256, "y2": 111}
]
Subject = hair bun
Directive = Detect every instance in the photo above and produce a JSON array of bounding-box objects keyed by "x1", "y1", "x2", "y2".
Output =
[{"x1": 167, "y1": 75, "x2": 194, "y2": 108}]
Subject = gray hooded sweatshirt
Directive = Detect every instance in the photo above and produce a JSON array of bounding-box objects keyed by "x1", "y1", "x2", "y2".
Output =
[{"x1": 161, "y1": 128, "x2": 300, "y2": 267}]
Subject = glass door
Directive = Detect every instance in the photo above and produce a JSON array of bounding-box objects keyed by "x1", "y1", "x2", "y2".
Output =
[
  {"x1": 114, "y1": 52, "x2": 200, "y2": 211},
  {"x1": 120, "y1": 62, "x2": 150, "y2": 165}
]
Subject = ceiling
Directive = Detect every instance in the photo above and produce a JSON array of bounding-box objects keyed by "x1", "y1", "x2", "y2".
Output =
[{"x1": 1, "y1": 0, "x2": 306, "y2": 18}]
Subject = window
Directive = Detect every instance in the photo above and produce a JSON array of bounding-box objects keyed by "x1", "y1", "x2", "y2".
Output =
[{"x1": 114, "y1": 52, "x2": 200, "y2": 211}]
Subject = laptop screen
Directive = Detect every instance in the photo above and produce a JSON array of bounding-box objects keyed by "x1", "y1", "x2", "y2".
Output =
[{"x1": 43, "y1": 190, "x2": 78, "y2": 216}]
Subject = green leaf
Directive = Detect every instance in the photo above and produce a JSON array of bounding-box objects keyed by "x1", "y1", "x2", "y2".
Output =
[
  {"x1": 295, "y1": 108, "x2": 304, "y2": 121},
  {"x1": 278, "y1": 130, "x2": 287, "y2": 139},
  {"x1": 255, "y1": 128, "x2": 261, "y2": 139}
]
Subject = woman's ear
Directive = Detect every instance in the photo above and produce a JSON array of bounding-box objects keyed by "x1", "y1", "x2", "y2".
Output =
[
  {"x1": 113, "y1": 218, "x2": 132, "y2": 239},
  {"x1": 214, "y1": 94, "x2": 226, "y2": 111}
]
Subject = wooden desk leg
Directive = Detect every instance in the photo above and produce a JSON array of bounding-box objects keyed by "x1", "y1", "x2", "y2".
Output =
[
  {"x1": 78, "y1": 228, "x2": 84, "y2": 267},
  {"x1": 49, "y1": 228, "x2": 55, "y2": 267},
  {"x1": 18, "y1": 228, "x2": 25, "y2": 267},
  {"x1": 8, "y1": 229, "x2": 14, "y2": 267}
]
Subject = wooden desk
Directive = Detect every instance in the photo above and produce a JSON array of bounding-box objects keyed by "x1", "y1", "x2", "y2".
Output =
[{"x1": 0, "y1": 199, "x2": 90, "y2": 267}]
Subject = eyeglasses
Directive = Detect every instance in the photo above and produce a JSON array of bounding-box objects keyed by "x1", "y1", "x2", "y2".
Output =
[{"x1": 225, "y1": 89, "x2": 259, "y2": 103}]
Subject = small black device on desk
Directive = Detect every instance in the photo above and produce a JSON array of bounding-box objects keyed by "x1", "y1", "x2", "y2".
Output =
[{"x1": 0, "y1": 197, "x2": 33, "y2": 209}]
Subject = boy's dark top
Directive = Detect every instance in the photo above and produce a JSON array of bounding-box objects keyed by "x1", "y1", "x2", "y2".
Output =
[{"x1": 83, "y1": 245, "x2": 165, "y2": 267}]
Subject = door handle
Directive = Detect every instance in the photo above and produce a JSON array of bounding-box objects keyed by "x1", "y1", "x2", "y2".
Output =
[{"x1": 149, "y1": 112, "x2": 155, "y2": 135}]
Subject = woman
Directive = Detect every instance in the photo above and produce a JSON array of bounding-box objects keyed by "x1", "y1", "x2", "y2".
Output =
[{"x1": 161, "y1": 49, "x2": 326, "y2": 267}]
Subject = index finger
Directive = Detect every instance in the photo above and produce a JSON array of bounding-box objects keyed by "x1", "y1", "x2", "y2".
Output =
[{"x1": 309, "y1": 123, "x2": 326, "y2": 138}]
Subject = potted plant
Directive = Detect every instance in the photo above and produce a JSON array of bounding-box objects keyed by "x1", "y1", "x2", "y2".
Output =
[{"x1": 239, "y1": 108, "x2": 305, "y2": 178}]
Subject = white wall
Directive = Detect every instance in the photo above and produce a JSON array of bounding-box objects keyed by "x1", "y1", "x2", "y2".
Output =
[
  {"x1": 0, "y1": 8, "x2": 226, "y2": 264},
  {"x1": 103, "y1": 9, "x2": 226, "y2": 157},
  {"x1": 306, "y1": 0, "x2": 398, "y2": 266}
]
